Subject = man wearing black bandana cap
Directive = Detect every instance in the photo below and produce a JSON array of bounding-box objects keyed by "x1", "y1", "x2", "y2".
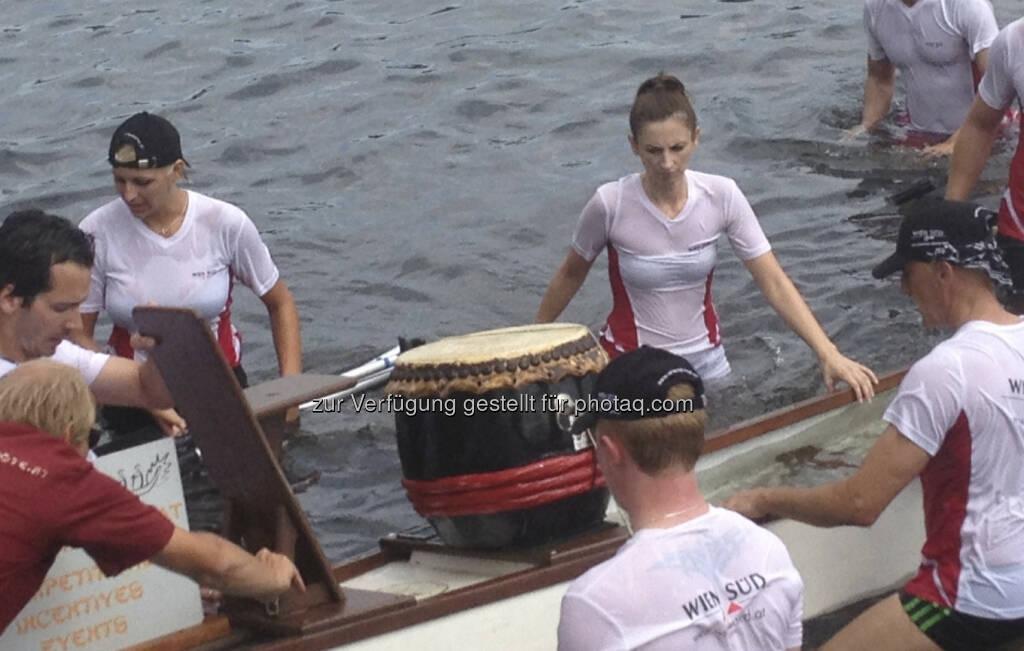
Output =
[
  {"x1": 727, "y1": 197, "x2": 1024, "y2": 651},
  {"x1": 558, "y1": 346, "x2": 804, "y2": 651}
]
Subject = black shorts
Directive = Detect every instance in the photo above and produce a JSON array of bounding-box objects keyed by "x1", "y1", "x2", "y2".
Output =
[{"x1": 900, "y1": 591, "x2": 1024, "y2": 651}]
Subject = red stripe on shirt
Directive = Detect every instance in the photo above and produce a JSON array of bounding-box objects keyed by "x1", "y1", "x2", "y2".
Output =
[
  {"x1": 108, "y1": 325, "x2": 135, "y2": 360},
  {"x1": 108, "y1": 279, "x2": 242, "y2": 367},
  {"x1": 602, "y1": 246, "x2": 638, "y2": 359},
  {"x1": 703, "y1": 269, "x2": 720, "y2": 346},
  {"x1": 216, "y1": 276, "x2": 241, "y2": 368},
  {"x1": 998, "y1": 126, "x2": 1024, "y2": 242},
  {"x1": 112, "y1": 314, "x2": 240, "y2": 367},
  {"x1": 905, "y1": 411, "x2": 972, "y2": 608}
]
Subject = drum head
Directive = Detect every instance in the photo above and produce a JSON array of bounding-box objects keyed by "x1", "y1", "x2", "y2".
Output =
[{"x1": 386, "y1": 323, "x2": 607, "y2": 396}]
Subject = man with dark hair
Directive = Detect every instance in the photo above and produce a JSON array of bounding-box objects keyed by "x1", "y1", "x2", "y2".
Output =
[
  {"x1": 0, "y1": 209, "x2": 172, "y2": 409},
  {"x1": 727, "y1": 197, "x2": 1024, "y2": 650},
  {"x1": 0, "y1": 209, "x2": 95, "y2": 302},
  {"x1": 558, "y1": 347, "x2": 803, "y2": 651}
]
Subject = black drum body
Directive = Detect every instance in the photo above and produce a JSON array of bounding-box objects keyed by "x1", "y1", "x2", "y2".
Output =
[
  {"x1": 395, "y1": 375, "x2": 595, "y2": 479},
  {"x1": 386, "y1": 324, "x2": 610, "y2": 550}
]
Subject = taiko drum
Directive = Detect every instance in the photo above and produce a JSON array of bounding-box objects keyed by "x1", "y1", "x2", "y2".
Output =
[{"x1": 385, "y1": 323, "x2": 609, "y2": 549}]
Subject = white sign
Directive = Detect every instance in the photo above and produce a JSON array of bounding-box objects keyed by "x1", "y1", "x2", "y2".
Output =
[{"x1": 0, "y1": 438, "x2": 204, "y2": 650}]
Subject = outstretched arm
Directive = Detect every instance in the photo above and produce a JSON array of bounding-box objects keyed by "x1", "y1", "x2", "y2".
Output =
[
  {"x1": 260, "y1": 279, "x2": 302, "y2": 377},
  {"x1": 946, "y1": 96, "x2": 1005, "y2": 200},
  {"x1": 744, "y1": 252, "x2": 877, "y2": 400},
  {"x1": 90, "y1": 354, "x2": 174, "y2": 410},
  {"x1": 724, "y1": 425, "x2": 928, "y2": 527},
  {"x1": 152, "y1": 527, "x2": 305, "y2": 599},
  {"x1": 73, "y1": 314, "x2": 185, "y2": 434},
  {"x1": 535, "y1": 249, "x2": 595, "y2": 323}
]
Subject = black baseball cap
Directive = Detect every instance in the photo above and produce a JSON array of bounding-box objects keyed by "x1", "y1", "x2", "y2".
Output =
[
  {"x1": 872, "y1": 197, "x2": 1011, "y2": 287},
  {"x1": 108, "y1": 112, "x2": 188, "y2": 169},
  {"x1": 570, "y1": 346, "x2": 705, "y2": 435}
]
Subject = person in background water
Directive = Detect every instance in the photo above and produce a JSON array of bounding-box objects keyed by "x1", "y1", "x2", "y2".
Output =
[
  {"x1": 0, "y1": 359, "x2": 304, "y2": 633},
  {"x1": 73, "y1": 111, "x2": 302, "y2": 437},
  {"x1": 947, "y1": 16, "x2": 1024, "y2": 312},
  {"x1": 0, "y1": 209, "x2": 172, "y2": 410},
  {"x1": 558, "y1": 347, "x2": 803, "y2": 651},
  {"x1": 844, "y1": 0, "x2": 998, "y2": 156},
  {"x1": 726, "y1": 198, "x2": 1024, "y2": 651},
  {"x1": 535, "y1": 74, "x2": 876, "y2": 400}
]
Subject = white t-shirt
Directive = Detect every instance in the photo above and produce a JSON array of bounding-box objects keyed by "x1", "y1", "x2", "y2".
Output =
[
  {"x1": 0, "y1": 341, "x2": 109, "y2": 384},
  {"x1": 571, "y1": 171, "x2": 771, "y2": 379},
  {"x1": 863, "y1": 0, "x2": 998, "y2": 134},
  {"x1": 977, "y1": 18, "x2": 1024, "y2": 241},
  {"x1": 558, "y1": 507, "x2": 803, "y2": 651},
  {"x1": 79, "y1": 191, "x2": 280, "y2": 366},
  {"x1": 885, "y1": 318, "x2": 1024, "y2": 619}
]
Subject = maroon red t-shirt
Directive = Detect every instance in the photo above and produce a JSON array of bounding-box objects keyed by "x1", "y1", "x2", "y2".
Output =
[{"x1": 0, "y1": 421, "x2": 175, "y2": 631}]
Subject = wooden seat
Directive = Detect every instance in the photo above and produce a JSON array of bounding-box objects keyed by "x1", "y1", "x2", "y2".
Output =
[{"x1": 133, "y1": 306, "x2": 413, "y2": 637}]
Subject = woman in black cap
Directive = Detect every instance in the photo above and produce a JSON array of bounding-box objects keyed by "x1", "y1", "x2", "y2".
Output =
[{"x1": 75, "y1": 112, "x2": 302, "y2": 436}]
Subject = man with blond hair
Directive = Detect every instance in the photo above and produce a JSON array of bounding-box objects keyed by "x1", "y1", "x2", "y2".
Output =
[
  {"x1": 0, "y1": 360, "x2": 305, "y2": 632},
  {"x1": 557, "y1": 347, "x2": 803, "y2": 651}
]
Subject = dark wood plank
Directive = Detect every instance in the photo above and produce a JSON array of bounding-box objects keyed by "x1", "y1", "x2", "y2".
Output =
[
  {"x1": 244, "y1": 549, "x2": 624, "y2": 650},
  {"x1": 376, "y1": 521, "x2": 627, "y2": 567},
  {"x1": 226, "y1": 588, "x2": 414, "y2": 638},
  {"x1": 245, "y1": 374, "x2": 355, "y2": 418},
  {"x1": 133, "y1": 307, "x2": 344, "y2": 611}
]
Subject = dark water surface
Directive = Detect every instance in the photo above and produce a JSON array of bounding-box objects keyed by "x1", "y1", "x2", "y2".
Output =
[{"x1": 1, "y1": 1, "x2": 1018, "y2": 561}]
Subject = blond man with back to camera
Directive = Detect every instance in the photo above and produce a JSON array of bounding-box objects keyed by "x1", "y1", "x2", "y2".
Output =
[{"x1": 557, "y1": 346, "x2": 804, "y2": 650}]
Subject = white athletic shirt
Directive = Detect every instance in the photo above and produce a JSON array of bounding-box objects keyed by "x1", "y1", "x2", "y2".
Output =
[
  {"x1": 572, "y1": 172, "x2": 771, "y2": 379},
  {"x1": 978, "y1": 18, "x2": 1024, "y2": 242},
  {"x1": 558, "y1": 507, "x2": 803, "y2": 650},
  {"x1": 863, "y1": 0, "x2": 998, "y2": 134},
  {"x1": 885, "y1": 318, "x2": 1024, "y2": 619},
  {"x1": 0, "y1": 341, "x2": 109, "y2": 384},
  {"x1": 79, "y1": 191, "x2": 280, "y2": 366}
]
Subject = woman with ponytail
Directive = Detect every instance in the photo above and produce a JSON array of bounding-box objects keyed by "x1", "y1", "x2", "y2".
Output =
[{"x1": 536, "y1": 74, "x2": 876, "y2": 400}]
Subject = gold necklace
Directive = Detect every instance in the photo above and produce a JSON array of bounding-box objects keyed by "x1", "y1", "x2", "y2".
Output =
[
  {"x1": 152, "y1": 195, "x2": 188, "y2": 236},
  {"x1": 155, "y1": 214, "x2": 182, "y2": 236}
]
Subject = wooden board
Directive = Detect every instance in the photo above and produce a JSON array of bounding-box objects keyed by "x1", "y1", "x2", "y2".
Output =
[{"x1": 133, "y1": 307, "x2": 413, "y2": 636}]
